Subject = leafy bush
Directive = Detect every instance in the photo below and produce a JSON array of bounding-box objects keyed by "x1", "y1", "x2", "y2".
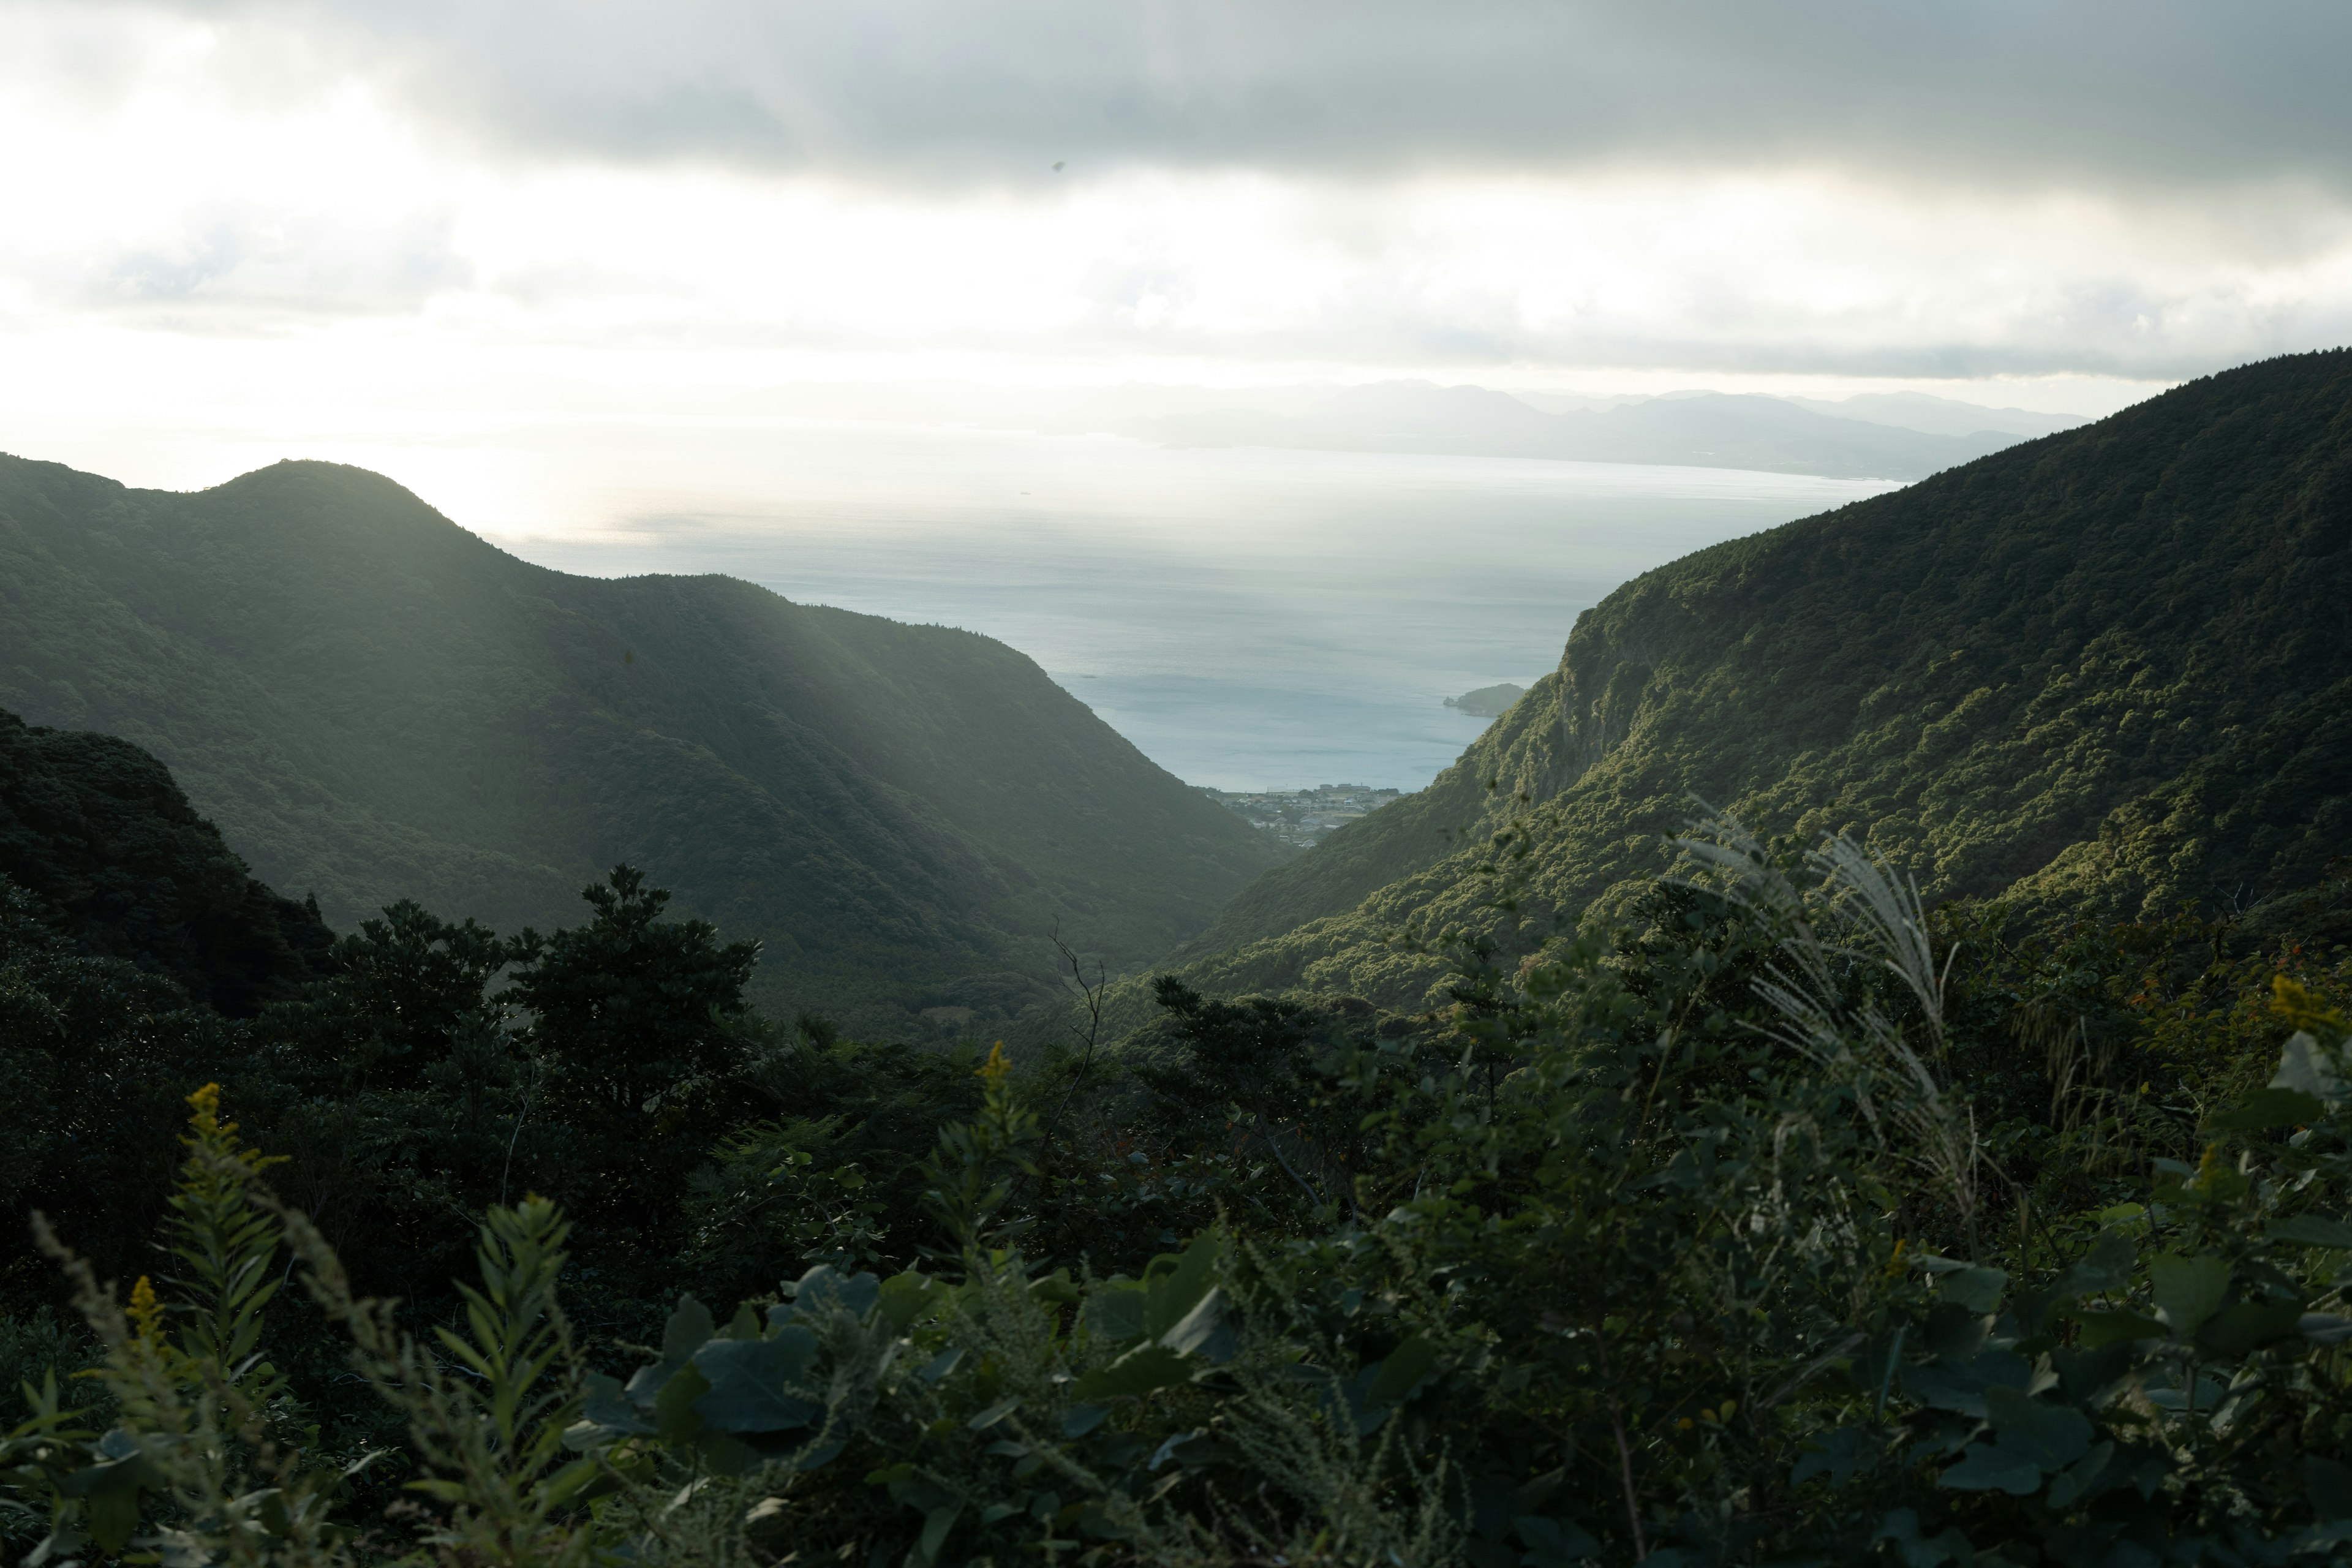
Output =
[{"x1": 8, "y1": 816, "x2": 2352, "y2": 1565}]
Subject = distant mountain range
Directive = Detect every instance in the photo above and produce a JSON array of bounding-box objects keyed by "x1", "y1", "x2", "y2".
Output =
[
  {"x1": 647, "y1": 379, "x2": 2094, "y2": 481},
  {"x1": 1120, "y1": 383, "x2": 2088, "y2": 480},
  {"x1": 0, "y1": 456, "x2": 1284, "y2": 1031},
  {"x1": 1170, "y1": 349, "x2": 2350, "y2": 1006}
]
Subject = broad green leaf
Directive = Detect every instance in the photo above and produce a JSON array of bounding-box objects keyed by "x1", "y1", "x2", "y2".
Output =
[
  {"x1": 1513, "y1": 1514, "x2": 1598, "y2": 1565},
  {"x1": 1083, "y1": 1283, "x2": 1148, "y2": 1343},
  {"x1": 1075, "y1": 1501, "x2": 1132, "y2": 1540},
  {"x1": 966, "y1": 1397, "x2": 1019, "y2": 1431},
  {"x1": 1939, "y1": 1442, "x2": 2043, "y2": 1494},
  {"x1": 2051, "y1": 1342, "x2": 2134, "y2": 1404},
  {"x1": 1367, "y1": 1336, "x2": 1442, "y2": 1405},
  {"x1": 2149, "y1": 1253, "x2": 2230, "y2": 1336},
  {"x1": 1143, "y1": 1233, "x2": 1223, "y2": 1340},
  {"x1": 1072, "y1": 1344, "x2": 1191, "y2": 1401},
  {"x1": 2068, "y1": 1311, "x2": 2168, "y2": 1349},
  {"x1": 2306, "y1": 1455, "x2": 2352, "y2": 1521},
  {"x1": 581, "y1": 1373, "x2": 655, "y2": 1436},
  {"x1": 691, "y1": 1331, "x2": 818, "y2": 1434},
  {"x1": 1936, "y1": 1267, "x2": 2007, "y2": 1314},
  {"x1": 86, "y1": 1490, "x2": 141, "y2": 1555},
  {"x1": 655, "y1": 1362, "x2": 712, "y2": 1445},
  {"x1": 2204, "y1": 1087, "x2": 2326, "y2": 1131},
  {"x1": 1983, "y1": 1385, "x2": 2090, "y2": 1470},
  {"x1": 58, "y1": 1437, "x2": 159, "y2": 1542},
  {"x1": 1901, "y1": 1349, "x2": 2032, "y2": 1417},
  {"x1": 2273, "y1": 1031, "x2": 2348, "y2": 1103},
  {"x1": 537, "y1": 1457, "x2": 609, "y2": 1511},
  {"x1": 2197, "y1": 1300, "x2": 2304, "y2": 1358},
  {"x1": 2301, "y1": 1313, "x2": 2352, "y2": 1346},
  {"x1": 1029, "y1": 1269, "x2": 1080, "y2": 1307},
  {"x1": 789, "y1": 1265, "x2": 879, "y2": 1322},
  {"x1": 1159, "y1": 1287, "x2": 1225, "y2": 1357},
  {"x1": 2051, "y1": 1231, "x2": 2134, "y2": 1302},
  {"x1": 2043, "y1": 1441, "x2": 2117, "y2": 1510},
  {"x1": 1790, "y1": 1427, "x2": 1876, "y2": 1488},
  {"x1": 916, "y1": 1502, "x2": 961, "y2": 1566},
  {"x1": 1872, "y1": 1507, "x2": 1977, "y2": 1568},
  {"x1": 662, "y1": 1295, "x2": 715, "y2": 1364},
  {"x1": 2272, "y1": 1215, "x2": 2352, "y2": 1250},
  {"x1": 876, "y1": 1272, "x2": 937, "y2": 1332},
  {"x1": 1920, "y1": 1302, "x2": 1991, "y2": 1362}
]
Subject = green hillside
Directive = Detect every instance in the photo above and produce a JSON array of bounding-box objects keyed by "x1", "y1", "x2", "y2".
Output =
[
  {"x1": 0, "y1": 456, "x2": 1282, "y2": 1029},
  {"x1": 1180, "y1": 347, "x2": 2352, "y2": 1007},
  {"x1": 0, "y1": 707, "x2": 332, "y2": 1014}
]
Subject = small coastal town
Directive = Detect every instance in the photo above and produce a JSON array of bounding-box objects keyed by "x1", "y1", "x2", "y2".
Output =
[{"x1": 1197, "y1": 782, "x2": 1405, "y2": 848}]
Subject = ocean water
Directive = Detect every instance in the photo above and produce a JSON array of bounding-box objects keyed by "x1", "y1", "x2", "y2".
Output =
[{"x1": 499, "y1": 424, "x2": 1900, "y2": 791}]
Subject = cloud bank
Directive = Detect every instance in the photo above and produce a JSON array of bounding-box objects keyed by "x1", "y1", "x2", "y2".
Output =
[
  {"x1": 0, "y1": 0, "x2": 2346, "y2": 422},
  {"x1": 109, "y1": 0, "x2": 2352, "y2": 197}
]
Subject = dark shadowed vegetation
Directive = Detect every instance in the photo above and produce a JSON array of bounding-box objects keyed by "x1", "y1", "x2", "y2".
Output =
[
  {"x1": 0, "y1": 457, "x2": 1282, "y2": 1035},
  {"x1": 0, "y1": 350, "x2": 2346, "y2": 1564}
]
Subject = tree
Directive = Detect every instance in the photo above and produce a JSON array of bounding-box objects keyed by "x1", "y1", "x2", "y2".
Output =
[
  {"x1": 505, "y1": 866, "x2": 759, "y2": 1122},
  {"x1": 320, "y1": 900, "x2": 505, "y2": 1090}
]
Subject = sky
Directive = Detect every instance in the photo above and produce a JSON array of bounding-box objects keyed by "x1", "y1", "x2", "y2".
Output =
[{"x1": 3, "y1": 0, "x2": 2351, "y2": 518}]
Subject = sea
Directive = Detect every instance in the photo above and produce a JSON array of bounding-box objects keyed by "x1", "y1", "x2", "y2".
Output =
[{"x1": 481, "y1": 423, "x2": 1898, "y2": 792}]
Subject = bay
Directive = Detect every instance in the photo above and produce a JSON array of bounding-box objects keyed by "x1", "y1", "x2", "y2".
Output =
[{"x1": 477, "y1": 422, "x2": 1899, "y2": 790}]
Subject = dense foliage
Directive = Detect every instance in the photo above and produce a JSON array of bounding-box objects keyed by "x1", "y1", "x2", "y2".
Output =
[
  {"x1": 0, "y1": 457, "x2": 1281, "y2": 1035},
  {"x1": 1183, "y1": 349, "x2": 2352, "y2": 1011},
  {"x1": 2, "y1": 349, "x2": 2346, "y2": 1564},
  {"x1": 0, "y1": 709, "x2": 330, "y2": 1016},
  {"x1": 7, "y1": 799, "x2": 2352, "y2": 1565}
]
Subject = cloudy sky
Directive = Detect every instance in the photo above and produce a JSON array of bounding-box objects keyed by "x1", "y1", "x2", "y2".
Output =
[{"x1": 4, "y1": 0, "x2": 2350, "y2": 506}]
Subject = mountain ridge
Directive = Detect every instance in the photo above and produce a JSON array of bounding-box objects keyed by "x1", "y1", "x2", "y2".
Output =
[
  {"x1": 1172, "y1": 347, "x2": 2352, "y2": 1006},
  {"x1": 0, "y1": 454, "x2": 1284, "y2": 1030}
]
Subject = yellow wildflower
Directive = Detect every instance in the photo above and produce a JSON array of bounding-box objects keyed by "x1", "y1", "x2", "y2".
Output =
[
  {"x1": 128, "y1": 1275, "x2": 164, "y2": 1347},
  {"x1": 2274, "y1": 974, "x2": 2348, "y2": 1035},
  {"x1": 977, "y1": 1041, "x2": 1012, "y2": 1083}
]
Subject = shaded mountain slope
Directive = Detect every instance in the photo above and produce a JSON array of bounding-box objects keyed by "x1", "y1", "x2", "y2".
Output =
[
  {"x1": 2006, "y1": 678, "x2": 2352, "y2": 943},
  {"x1": 0, "y1": 456, "x2": 1282, "y2": 1028},
  {"x1": 0, "y1": 707, "x2": 332, "y2": 1015},
  {"x1": 1180, "y1": 348, "x2": 2352, "y2": 1008}
]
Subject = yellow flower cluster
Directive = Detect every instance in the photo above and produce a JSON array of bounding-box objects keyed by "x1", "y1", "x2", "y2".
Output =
[
  {"x1": 2275, "y1": 974, "x2": 2349, "y2": 1035},
  {"x1": 128, "y1": 1275, "x2": 164, "y2": 1347}
]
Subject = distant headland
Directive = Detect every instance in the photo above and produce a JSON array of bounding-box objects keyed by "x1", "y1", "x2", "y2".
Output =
[{"x1": 1444, "y1": 682, "x2": 1526, "y2": 718}]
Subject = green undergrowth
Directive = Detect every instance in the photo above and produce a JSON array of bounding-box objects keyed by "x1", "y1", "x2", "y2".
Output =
[{"x1": 7, "y1": 811, "x2": 2352, "y2": 1565}]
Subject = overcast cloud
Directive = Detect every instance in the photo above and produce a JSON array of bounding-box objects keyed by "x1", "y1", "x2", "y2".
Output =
[
  {"x1": 3, "y1": 0, "x2": 2350, "y2": 504},
  {"x1": 83, "y1": 0, "x2": 2352, "y2": 195}
]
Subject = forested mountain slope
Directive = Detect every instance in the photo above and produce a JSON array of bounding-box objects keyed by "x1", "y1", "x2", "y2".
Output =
[
  {"x1": 0, "y1": 457, "x2": 1282, "y2": 1028},
  {"x1": 1182, "y1": 347, "x2": 2352, "y2": 1007},
  {"x1": 0, "y1": 707, "x2": 332, "y2": 1014}
]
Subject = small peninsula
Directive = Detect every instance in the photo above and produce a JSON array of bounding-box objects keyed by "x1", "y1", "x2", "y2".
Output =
[{"x1": 1444, "y1": 681, "x2": 1526, "y2": 718}]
